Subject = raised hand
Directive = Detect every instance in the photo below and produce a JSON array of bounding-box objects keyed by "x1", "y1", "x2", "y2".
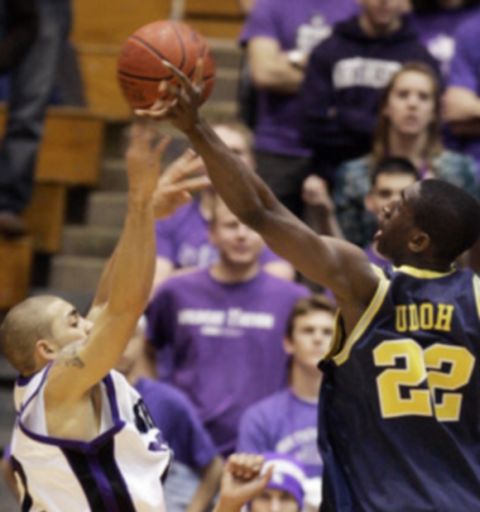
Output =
[
  {"x1": 126, "y1": 122, "x2": 169, "y2": 201},
  {"x1": 153, "y1": 147, "x2": 210, "y2": 219},
  {"x1": 214, "y1": 454, "x2": 273, "y2": 512},
  {"x1": 302, "y1": 175, "x2": 335, "y2": 215}
]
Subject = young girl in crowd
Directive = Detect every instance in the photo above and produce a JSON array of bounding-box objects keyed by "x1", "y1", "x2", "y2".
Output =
[{"x1": 334, "y1": 62, "x2": 478, "y2": 248}]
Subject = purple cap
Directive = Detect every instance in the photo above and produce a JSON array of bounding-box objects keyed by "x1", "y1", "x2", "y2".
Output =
[{"x1": 262, "y1": 453, "x2": 306, "y2": 508}]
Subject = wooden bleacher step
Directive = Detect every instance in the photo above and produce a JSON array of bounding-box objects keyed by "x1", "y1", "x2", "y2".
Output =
[
  {"x1": 0, "y1": 236, "x2": 34, "y2": 310},
  {"x1": 0, "y1": 105, "x2": 105, "y2": 186},
  {"x1": 22, "y1": 184, "x2": 67, "y2": 253}
]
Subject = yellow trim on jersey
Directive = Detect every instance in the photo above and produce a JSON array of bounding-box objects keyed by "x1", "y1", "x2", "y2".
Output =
[
  {"x1": 333, "y1": 277, "x2": 390, "y2": 366},
  {"x1": 370, "y1": 263, "x2": 386, "y2": 279},
  {"x1": 473, "y1": 275, "x2": 480, "y2": 319},
  {"x1": 394, "y1": 265, "x2": 456, "y2": 279}
]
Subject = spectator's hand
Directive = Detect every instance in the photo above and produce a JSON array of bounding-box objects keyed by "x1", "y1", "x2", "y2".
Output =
[
  {"x1": 443, "y1": 87, "x2": 480, "y2": 123},
  {"x1": 153, "y1": 148, "x2": 210, "y2": 219},
  {"x1": 135, "y1": 59, "x2": 205, "y2": 134},
  {"x1": 126, "y1": 123, "x2": 168, "y2": 202},
  {"x1": 302, "y1": 175, "x2": 335, "y2": 215},
  {"x1": 214, "y1": 454, "x2": 273, "y2": 512}
]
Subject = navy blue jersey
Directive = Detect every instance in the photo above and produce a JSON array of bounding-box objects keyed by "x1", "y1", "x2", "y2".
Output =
[{"x1": 319, "y1": 265, "x2": 480, "y2": 512}]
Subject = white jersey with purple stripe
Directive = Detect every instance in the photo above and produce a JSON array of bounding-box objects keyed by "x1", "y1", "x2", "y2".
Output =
[{"x1": 10, "y1": 366, "x2": 171, "y2": 512}]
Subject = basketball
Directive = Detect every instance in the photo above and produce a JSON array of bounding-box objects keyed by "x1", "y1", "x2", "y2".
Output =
[{"x1": 117, "y1": 20, "x2": 216, "y2": 110}]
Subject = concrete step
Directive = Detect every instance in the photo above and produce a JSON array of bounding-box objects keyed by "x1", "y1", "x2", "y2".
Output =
[
  {"x1": 202, "y1": 100, "x2": 237, "y2": 120},
  {"x1": 209, "y1": 38, "x2": 242, "y2": 70},
  {"x1": 210, "y1": 67, "x2": 239, "y2": 103},
  {"x1": 87, "y1": 191, "x2": 127, "y2": 228},
  {"x1": 61, "y1": 225, "x2": 120, "y2": 257},
  {"x1": 100, "y1": 136, "x2": 191, "y2": 191},
  {"x1": 49, "y1": 255, "x2": 106, "y2": 293},
  {"x1": 99, "y1": 158, "x2": 127, "y2": 191}
]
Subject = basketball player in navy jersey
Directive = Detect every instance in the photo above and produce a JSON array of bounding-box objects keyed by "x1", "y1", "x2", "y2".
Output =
[
  {"x1": 137, "y1": 63, "x2": 480, "y2": 511},
  {"x1": 0, "y1": 123, "x2": 211, "y2": 511}
]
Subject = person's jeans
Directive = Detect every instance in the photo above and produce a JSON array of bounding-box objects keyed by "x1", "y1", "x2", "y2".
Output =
[{"x1": 0, "y1": 0, "x2": 71, "y2": 213}]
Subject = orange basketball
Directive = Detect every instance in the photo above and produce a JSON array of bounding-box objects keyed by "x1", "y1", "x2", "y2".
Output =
[{"x1": 117, "y1": 20, "x2": 216, "y2": 109}]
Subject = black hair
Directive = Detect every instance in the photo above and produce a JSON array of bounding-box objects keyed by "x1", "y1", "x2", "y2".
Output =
[
  {"x1": 412, "y1": 0, "x2": 480, "y2": 14},
  {"x1": 370, "y1": 157, "x2": 419, "y2": 186},
  {"x1": 413, "y1": 180, "x2": 480, "y2": 262}
]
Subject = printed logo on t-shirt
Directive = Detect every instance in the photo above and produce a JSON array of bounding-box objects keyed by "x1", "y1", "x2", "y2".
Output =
[
  {"x1": 178, "y1": 243, "x2": 217, "y2": 269},
  {"x1": 276, "y1": 427, "x2": 322, "y2": 466},
  {"x1": 178, "y1": 307, "x2": 275, "y2": 337},
  {"x1": 333, "y1": 57, "x2": 401, "y2": 89},
  {"x1": 296, "y1": 14, "x2": 332, "y2": 54},
  {"x1": 428, "y1": 34, "x2": 455, "y2": 77}
]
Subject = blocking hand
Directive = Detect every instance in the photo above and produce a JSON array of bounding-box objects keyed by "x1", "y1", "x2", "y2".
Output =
[{"x1": 135, "y1": 59, "x2": 205, "y2": 134}]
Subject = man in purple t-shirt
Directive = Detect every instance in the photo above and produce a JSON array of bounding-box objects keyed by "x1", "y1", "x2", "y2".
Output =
[
  {"x1": 146, "y1": 200, "x2": 309, "y2": 456},
  {"x1": 237, "y1": 295, "x2": 335, "y2": 509},
  {"x1": 153, "y1": 122, "x2": 294, "y2": 291},
  {"x1": 240, "y1": 0, "x2": 357, "y2": 216}
]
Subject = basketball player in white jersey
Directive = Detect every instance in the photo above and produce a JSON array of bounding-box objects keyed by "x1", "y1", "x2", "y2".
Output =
[{"x1": 0, "y1": 123, "x2": 210, "y2": 512}]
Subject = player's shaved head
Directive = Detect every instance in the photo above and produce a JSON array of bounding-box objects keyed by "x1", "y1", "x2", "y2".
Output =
[
  {"x1": 413, "y1": 180, "x2": 480, "y2": 262},
  {"x1": 0, "y1": 295, "x2": 58, "y2": 375}
]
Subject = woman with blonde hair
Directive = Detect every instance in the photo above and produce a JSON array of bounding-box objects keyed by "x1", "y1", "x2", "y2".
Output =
[{"x1": 334, "y1": 61, "x2": 478, "y2": 248}]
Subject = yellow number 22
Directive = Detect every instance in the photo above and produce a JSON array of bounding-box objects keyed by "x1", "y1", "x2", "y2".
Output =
[{"x1": 373, "y1": 339, "x2": 475, "y2": 421}]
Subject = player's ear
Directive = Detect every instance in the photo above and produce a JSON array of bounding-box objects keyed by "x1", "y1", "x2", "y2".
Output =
[
  {"x1": 408, "y1": 229, "x2": 430, "y2": 254},
  {"x1": 35, "y1": 339, "x2": 58, "y2": 362}
]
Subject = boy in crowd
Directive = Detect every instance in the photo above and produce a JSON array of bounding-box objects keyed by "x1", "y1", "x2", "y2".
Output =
[{"x1": 238, "y1": 295, "x2": 335, "y2": 509}]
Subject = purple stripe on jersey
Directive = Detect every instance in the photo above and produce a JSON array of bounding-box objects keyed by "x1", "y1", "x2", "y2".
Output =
[
  {"x1": 88, "y1": 454, "x2": 119, "y2": 512},
  {"x1": 104, "y1": 374, "x2": 121, "y2": 423},
  {"x1": 16, "y1": 373, "x2": 36, "y2": 387},
  {"x1": 18, "y1": 421, "x2": 125, "y2": 452},
  {"x1": 18, "y1": 363, "x2": 52, "y2": 415},
  {"x1": 62, "y1": 438, "x2": 136, "y2": 512}
]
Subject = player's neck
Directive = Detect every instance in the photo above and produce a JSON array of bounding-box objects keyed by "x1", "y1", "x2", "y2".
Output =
[
  {"x1": 209, "y1": 260, "x2": 260, "y2": 283},
  {"x1": 394, "y1": 253, "x2": 453, "y2": 272},
  {"x1": 291, "y1": 365, "x2": 322, "y2": 401}
]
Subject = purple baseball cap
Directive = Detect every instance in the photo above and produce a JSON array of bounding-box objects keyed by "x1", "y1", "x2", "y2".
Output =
[{"x1": 261, "y1": 453, "x2": 306, "y2": 508}]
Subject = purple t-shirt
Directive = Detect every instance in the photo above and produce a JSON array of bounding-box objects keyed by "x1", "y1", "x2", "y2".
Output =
[
  {"x1": 240, "y1": 0, "x2": 357, "y2": 157},
  {"x1": 155, "y1": 197, "x2": 285, "y2": 269},
  {"x1": 146, "y1": 269, "x2": 309, "y2": 455},
  {"x1": 410, "y1": 7, "x2": 480, "y2": 79},
  {"x1": 237, "y1": 388, "x2": 322, "y2": 478},
  {"x1": 447, "y1": 12, "x2": 480, "y2": 171},
  {"x1": 134, "y1": 378, "x2": 217, "y2": 470}
]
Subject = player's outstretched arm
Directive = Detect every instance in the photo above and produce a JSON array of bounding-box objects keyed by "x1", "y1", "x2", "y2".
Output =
[
  {"x1": 90, "y1": 143, "x2": 210, "y2": 310},
  {"x1": 45, "y1": 124, "x2": 163, "y2": 404},
  {"x1": 137, "y1": 63, "x2": 379, "y2": 318}
]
